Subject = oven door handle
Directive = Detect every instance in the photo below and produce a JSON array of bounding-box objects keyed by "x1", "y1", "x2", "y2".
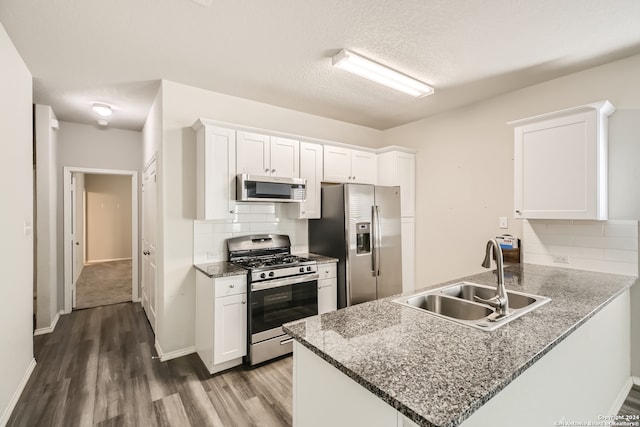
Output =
[{"x1": 251, "y1": 273, "x2": 319, "y2": 291}]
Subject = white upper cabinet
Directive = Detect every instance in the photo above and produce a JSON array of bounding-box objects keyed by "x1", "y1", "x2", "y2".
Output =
[
  {"x1": 237, "y1": 131, "x2": 299, "y2": 177},
  {"x1": 324, "y1": 145, "x2": 376, "y2": 184},
  {"x1": 377, "y1": 149, "x2": 416, "y2": 217},
  {"x1": 289, "y1": 141, "x2": 323, "y2": 219},
  {"x1": 193, "y1": 121, "x2": 236, "y2": 220},
  {"x1": 510, "y1": 101, "x2": 615, "y2": 220}
]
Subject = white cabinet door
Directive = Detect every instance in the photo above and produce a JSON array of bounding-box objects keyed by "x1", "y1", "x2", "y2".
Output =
[
  {"x1": 351, "y1": 150, "x2": 377, "y2": 184},
  {"x1": 317, "y1": 263, "x2": 337, "y2": 315},
  {"x1": 377, "y1": 150, "x2": 415, "y2": 217},
  {"x1": 270, "y1": 136, "x2": 300, "y2": 177},
  {"x1": 290, "y1": 141, "x2": 322, "y2": 219},
  {"x1": 318, "y1": 279, "x2": 337, "y2": 315},
  {"x1": 511, "y1": 101, "x2": 614, "y2": 220},
  {"x1": 214, "y1": 292, "x2": 247, "y2": 365},
  {"x1": 237, "y1": 131, "x2": 270, "y2": 175},
  {"x1": 195, "y1": 124, "x2": 236, "y2": 220},
  {"x1": 323, "y1": 145, "x2": 352, "y2": 182},
  {"x1": 324, "y1": 146, "x2": 377, "y2": 184},
  {"x1": 400, "y1": 218, "x2": 415, "y2": 294}
]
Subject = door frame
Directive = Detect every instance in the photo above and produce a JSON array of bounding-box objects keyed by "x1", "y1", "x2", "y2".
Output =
[{"x1": 63, "y1": 166, "x2": 139, "y2": 313}]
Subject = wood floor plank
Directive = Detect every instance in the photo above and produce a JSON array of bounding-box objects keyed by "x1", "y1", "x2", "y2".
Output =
[
  {"x1": 7, "y1": 302, "x2": 293, "y2": 427},
  {"x1": 153, "y1": 393, "x2": 191, "y2": 427}
]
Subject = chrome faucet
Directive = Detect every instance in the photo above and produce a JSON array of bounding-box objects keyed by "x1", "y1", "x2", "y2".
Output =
[{"x1": 475, "y1": 239, "x2": 510, "y2": 318}]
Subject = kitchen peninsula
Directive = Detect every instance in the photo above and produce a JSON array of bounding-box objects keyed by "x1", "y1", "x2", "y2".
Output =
[{"x1": 283, "y1": 264, "x2": 637, "y2": 427}]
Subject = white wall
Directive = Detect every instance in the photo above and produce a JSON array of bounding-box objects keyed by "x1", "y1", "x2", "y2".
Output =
[
  {"x1": 0, "y1": 22, "x2": 35, "y2": 425},
  {"x1": 34, "y1": 105, "x2": 59, "y2": 331},
  {"x1": 382, "y1": 53, "x2": 640, "y2": 286},
  {"x1": 155, "y1": 80, "x2": 384, "y2": 357},
  {"x1": 56, "y1": 122, "x2": 142, "y2": 309},
  {"x1": 85, "y1": 174, "x2": 133, "y2": 262}
]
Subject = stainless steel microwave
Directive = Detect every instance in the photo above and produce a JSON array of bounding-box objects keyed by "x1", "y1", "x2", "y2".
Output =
[{"x1": 237, "y1": 174, "x2": 306, "y2": 202}]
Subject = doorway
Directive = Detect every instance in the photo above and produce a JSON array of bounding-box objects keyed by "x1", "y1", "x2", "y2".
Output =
[{"x1": 63, "y1": 167, "x2": 138, "y2": 313}]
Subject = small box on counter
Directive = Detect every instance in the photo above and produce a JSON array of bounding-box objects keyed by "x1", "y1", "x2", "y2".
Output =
[
  {"x1": 496, "y1": 235, "x2": 518, "y2": 249},
  {"x1": 496, "y1": 234, "x2": 520, "y2": 263}
]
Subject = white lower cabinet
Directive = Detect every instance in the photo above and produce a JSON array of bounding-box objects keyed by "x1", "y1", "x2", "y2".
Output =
[
  {"x1": 196, "y1": 272, "x2": 247, "y2": 374},
  {"x1": 317, "y1": 263, "x2": 337, "y2": 315}
]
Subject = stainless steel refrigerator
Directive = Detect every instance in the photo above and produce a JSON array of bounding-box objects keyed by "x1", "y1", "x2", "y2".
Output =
[{"x1": 309, "y1": 184, "x2": 402, "y2": 308}]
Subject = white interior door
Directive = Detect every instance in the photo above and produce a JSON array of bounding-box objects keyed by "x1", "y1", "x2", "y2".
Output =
[
  {"x1": 142, "y1": 160, "x2": 157, "y2": 332},
  {"x1": 70, "y1": 173, "x2": 85, "y2": 307}
]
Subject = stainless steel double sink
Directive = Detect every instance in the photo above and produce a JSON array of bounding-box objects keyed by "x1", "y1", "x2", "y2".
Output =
[{"x1": 393, "y1": 282, "x2": 550, "y2": 331}]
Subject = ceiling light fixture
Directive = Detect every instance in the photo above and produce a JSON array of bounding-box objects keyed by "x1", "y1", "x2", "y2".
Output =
[
  {"x1": 332, "y1": 49, "x2": 434, "y2": 98},
  {"x1": 92, "y1": 103, "x2": 113, "y2": 117},
  {"x1": 97, "y1": 119, "x2": 109, "y2": 127}
]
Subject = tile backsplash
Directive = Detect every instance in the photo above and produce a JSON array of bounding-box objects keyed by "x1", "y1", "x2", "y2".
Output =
[
  {"x1": 522, "y1": 219, "x2": 639, "y2": 276},
  {"x1": 193, "y1": 203, "x2": 308, "y2": 263}
]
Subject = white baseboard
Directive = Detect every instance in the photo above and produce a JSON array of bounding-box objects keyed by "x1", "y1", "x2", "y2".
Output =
[
  {"x1": 609, "y1": 377, "x2": 636, "y2": 414},
  {"x1": 85, "y1": 257, "x2": 133, "y2": 264},
  {"x1": 155, "y1": 339, "x2": 196, "y2": 362},
  {"x1": 33, "y1": 310, "x2": 64, "y2": 336},
  {"x1": 0, "y1": 358, "x2": 36, "y2": 425}
]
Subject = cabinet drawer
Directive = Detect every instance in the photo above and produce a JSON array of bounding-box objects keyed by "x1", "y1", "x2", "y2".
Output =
[
  {"x1": 215, "y1": 275, "x2": 247, "y2": 297},
  {"x1": 318, "y1": 263, "x2": 337, "y2": 280}
]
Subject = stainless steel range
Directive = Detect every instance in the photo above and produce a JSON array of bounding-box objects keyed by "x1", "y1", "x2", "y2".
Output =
[{"x1": 227, "y1": 234, "x2": 318, "y2": 365}]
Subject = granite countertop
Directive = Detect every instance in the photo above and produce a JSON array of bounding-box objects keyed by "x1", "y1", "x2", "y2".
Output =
[
  {"x1": 194, "y1": 261, "x2": 246, "y2": 278},
  {"x1": 301, "y1": 253, "x2": 339, "y2": 264},
  {"x1": 283, "y1": 264, "x2": 637, "y2": 427}
]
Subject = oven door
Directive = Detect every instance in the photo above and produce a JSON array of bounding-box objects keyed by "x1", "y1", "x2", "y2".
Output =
[{"x1": 249, "y1": 274, "x2": 318, "y2": 338}]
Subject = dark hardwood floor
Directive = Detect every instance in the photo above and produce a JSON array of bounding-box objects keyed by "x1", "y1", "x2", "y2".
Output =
[
  {"x1": 8, "y1": 302, "x2": 292, "y2": 427},
  {"x1": 619, "y1": 385, "x2": 640, "y2": 416}
]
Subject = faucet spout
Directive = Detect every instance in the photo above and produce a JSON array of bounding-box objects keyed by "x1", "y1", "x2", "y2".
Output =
[{"x1": 474, "y1": 239, "x2": 509, "y2": 317}]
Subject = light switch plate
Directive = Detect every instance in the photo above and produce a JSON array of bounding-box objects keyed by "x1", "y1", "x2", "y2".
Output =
[{"x1": 499, "y1": 216, "x2": 508, "y2": 229}]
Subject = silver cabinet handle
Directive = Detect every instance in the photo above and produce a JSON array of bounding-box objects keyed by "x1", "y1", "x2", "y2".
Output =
[{"x1": 280, "y1": 337, "x2": 293, "y2": 345}]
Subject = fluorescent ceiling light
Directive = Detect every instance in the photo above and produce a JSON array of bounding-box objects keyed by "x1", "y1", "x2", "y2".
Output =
[
  {"x1": 332, "y1": 49, "x2": 434, "y2": 98},
  {"x1": 92, "y1": 103, "x2": 112, "y2": 117}
]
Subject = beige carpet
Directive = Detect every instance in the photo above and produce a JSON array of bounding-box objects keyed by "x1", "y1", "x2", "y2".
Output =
[{"x1": 75, "y1": 260, "x2": 132, "y2": 309}]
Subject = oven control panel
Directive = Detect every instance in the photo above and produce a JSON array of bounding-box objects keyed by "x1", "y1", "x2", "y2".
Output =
[{"x1": 251, "y1": 264, "x2": 318, "y2": 282}]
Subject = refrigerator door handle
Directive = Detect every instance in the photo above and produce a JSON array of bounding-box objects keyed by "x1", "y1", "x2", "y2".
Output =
[{"x1": 372, "y1": 205, "x2": 381, "y2": 276}]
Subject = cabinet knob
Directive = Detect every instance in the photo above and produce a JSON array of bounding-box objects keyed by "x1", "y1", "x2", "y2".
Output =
[
  {"x1": 515, "y1": 210, "x2": 521, "y2": 214},
  {"x1": 271, "y1": 169, "x2": 276, "y2": 173},
  {"x1": 230, "y1": 209, "x2": 235, "y2": 214},
  {"x1": 352, "y1": 176, "x2": 356, "y2": 180},
  {"x1": 230, "y1": 284, "x2": 235, "y2": 288},
  {"x1": 265, "y1": 168, "x2": 270, "y2": 173},
  {"x1": 325, "y1": 270, "x2": 329, "y2": 274},
  {"x1": 242, "y1": 299, "x2": 246, "y2": 304}
]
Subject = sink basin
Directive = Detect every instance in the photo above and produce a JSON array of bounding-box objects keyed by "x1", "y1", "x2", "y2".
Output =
[
  {"x1": 394, "y1": 281, "x2": 550, "y2": 331},
  {"x1": 406, "y1": 294, "x2": 493, "y2": 320}
]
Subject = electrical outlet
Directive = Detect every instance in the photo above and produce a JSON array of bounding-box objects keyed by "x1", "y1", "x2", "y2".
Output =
[
  {"x1": 499, "y1": 216, "x2": 508, "y2": 229},
  {"x1": 552, "y1": 254, "x2": 569, "y2": 264}
]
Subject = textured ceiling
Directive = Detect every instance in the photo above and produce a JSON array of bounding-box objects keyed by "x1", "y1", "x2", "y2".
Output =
[{"x1": 1, "y1": 0, "x2": 640, "y2": 131}]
